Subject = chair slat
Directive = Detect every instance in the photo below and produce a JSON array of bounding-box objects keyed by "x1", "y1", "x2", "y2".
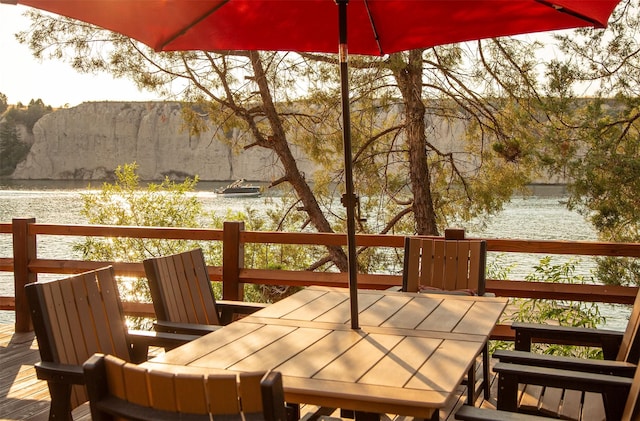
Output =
[
  {"x1": 96, "y1": 268, "x2": 130, "y2": 358},
  {"x1": 404, "y1": 237, "x2": 421, "y2": 292},
  {"x1": 172, "y1": 254, "x2": 195, "y2": 323},
  {"x1": 558, "y1": 389, "x2": 582, "y2": 421},
  {"x1": 467, "y1": 241, "x2": 480, "y2": 290},
  {"x1": 581, "y1": 391, "x2": 606, "y2": 421},
  {"x1": 431, "y1": 240, "x2": 446, "y2": 290},
  {"x1": 181, "y1": 251, "x2": 209, "y2": 324},
  {"x1": 454, "y1": 241, "x2": 471, "y2": 290},
  {"x1": 538, "y1": 386, "x2": 563, "y2": 417},
  {"x1": 443, "y1": 240, "x2": 458, "y2": 291},
  {"x1": 239, "y1": 372, "x2": 266, "y2": 414},
  {"x1": 174, "y1": 373, "x2": 209, "y2": 414},
  {"x1": 519, "y1": 384, "x2": 543, "y2": 413},
  {"x1": 148, "y1": 369, "x2": 178, "y2": 411},
  {"x1": 69, "y1": 274, "x2": 98, "y2": 359},
  {"x1": 159, "y1": 256, "x2": 185, "y2": 323},
  {"x1": 104, "y1": 353, "x2": 128, "y2": 400},
  {"x1": 46, "y1": 279, "x2": 77, "y2": 365},
  {"x1": 207, "y1": 374, "x2": 242, "y2": 414},
  {"x1": 189, "y1": 249, "x2": 220, "y2": 324},
  {"x1": 123, "y1": 362, "x2": 151, "y2": 407}
]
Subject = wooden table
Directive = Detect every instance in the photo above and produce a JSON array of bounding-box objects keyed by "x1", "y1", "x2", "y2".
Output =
[{"x1": 144, "y1": 286, "x2": 507, "y2": 419}]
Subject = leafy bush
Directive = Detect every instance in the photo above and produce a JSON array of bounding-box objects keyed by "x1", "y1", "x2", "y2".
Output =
[{"x1": 490, "y1": 256, "x2": 605, "y2": 359}]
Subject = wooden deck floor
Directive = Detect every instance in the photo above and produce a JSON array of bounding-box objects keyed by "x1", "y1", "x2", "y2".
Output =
[{"x1": 0, "y1": 323, "x2": 500, "y2": 421}]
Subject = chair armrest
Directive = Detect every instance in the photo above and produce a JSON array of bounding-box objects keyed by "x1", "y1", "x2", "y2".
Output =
[
  {"x1": 34, "y1": 361, "x2": 85, "y2": 384},
  {"x1": 511, "y1": 322, "x2": 624, "y2": 358},
  {"x1": 456, "y1": 405, "x2": 548, "y2": 421},
  {"x1": 127, "y1": 329, "x2": 199, "y2": 362},
  {"x1": 494, "y1": 362, "x2": 633, "y2": 415},
  {"x1": 492, "y1": 350, "x2": 637, "y2": 377},
  {"x1": 153, "y1": 320, "x2": 223, "y2": 336},
  {"x1": 217, "y1": 300, "x2": 268, "y2": 325}
]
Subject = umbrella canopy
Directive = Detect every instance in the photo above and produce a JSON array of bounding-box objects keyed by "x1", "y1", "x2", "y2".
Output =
[
  {"x1": 2, "y1": 0, "x2": 621, "y2": 329},
  {"x1": 1, "y1": 0, "x2": 619, "y2": 55}
]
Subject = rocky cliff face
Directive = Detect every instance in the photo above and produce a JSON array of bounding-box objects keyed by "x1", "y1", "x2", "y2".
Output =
[
  {"x1": 11, "y1": 100, "x2": 564, "y2": 184},
  {"x1": 12, "y1": 101, "x2": 316, "y2": 181}
]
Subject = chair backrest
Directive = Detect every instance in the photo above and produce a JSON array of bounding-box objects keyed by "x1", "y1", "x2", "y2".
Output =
[
  {"x1": 144, "y1": 248, "x2": 221, "y2": 326},
  {"x1": 26, "y1": 266, "x2": 131, "y2": 409},
  {"x1": 402, "y1": 235, "x2": 487, "y2": 295},
  {"x1": 83, "y1": 353, "x2": 287, "y2": 421},
  {"x1": 617, "y1": 286, "x2": 640, "y2": 363}
]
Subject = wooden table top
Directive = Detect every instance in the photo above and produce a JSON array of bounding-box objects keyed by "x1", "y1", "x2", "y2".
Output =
[{"x1": 145, "y1": 286, "x2": 508, "y2": 418}]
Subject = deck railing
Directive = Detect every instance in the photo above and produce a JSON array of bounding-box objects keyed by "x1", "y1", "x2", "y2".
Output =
[{"x1": 1, "y1": 217, "x2": 639, "y2": 339}]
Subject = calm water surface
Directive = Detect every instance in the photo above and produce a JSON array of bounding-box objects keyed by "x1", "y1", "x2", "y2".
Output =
[{"x1": 0, "y1": 181, "x2": 628, "y2": 329}]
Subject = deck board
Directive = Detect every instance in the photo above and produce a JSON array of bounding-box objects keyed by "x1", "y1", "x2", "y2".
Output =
[{"x1": 0, "y1": 323, "x2": 499, "y2": 420}]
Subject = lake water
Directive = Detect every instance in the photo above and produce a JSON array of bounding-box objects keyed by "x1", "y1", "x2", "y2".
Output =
[{"x1": 0, "y1": 181, "x2": 629, "y2": 330}]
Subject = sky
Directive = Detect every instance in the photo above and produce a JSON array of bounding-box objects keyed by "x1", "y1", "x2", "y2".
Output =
[{"x1": 0, "y1": 4, "x2": 163, "y2": 108}]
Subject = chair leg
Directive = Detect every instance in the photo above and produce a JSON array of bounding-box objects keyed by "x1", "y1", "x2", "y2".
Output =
[{"x1": 47, "y1": 382, "x2": 73, "y2": 421}]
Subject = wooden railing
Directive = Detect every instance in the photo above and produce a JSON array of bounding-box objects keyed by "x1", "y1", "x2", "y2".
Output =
[{"x1": 1, "y1": 217, "x2": 639, "y2": 339}]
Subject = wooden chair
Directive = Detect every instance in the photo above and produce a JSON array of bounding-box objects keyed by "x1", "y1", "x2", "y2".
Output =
[
  {"x1": 402, "y1": 229, "x2": 489, "y2": 404},
  {"x1": 455, "y1": 356, "x2": 640, "y2": 421},
  {"x1": 402, "y1": 228, "x2": 486, "y2": 295},
  {"x1": 83, "y1": 353, "x2": 288, "y2": 421},
  {"x1": 491, "y1": 287, "x2": 640, "y2": 420},
  {"x1": 143, "y1": 248, "x2": 267, "y2": 335},
  {"x1": 26, "y1": 266, "x2": 196, "y2": 421}
]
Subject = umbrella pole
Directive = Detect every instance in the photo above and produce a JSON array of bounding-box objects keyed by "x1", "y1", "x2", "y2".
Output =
[{"x1": 337, "y1": 0, "x2": 359, "y2": 330}]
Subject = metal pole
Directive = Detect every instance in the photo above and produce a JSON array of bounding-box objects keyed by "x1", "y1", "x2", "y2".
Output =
[{"x1": 336, "y1": 0, "x2": 359, "y2": 329}]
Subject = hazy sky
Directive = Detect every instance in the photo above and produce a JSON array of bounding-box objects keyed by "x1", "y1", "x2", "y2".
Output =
[{"x1": 0, "y1": 4, "x2": 163, "y2": 108}]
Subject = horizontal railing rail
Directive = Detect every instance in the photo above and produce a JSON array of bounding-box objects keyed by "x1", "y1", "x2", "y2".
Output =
[{"x1": 1, "y1": 218, "x2": 639, "y2": 341}]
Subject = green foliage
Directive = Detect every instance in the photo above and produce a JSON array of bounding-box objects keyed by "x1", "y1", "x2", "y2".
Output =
[
  {"x1": 4, "y1": 99, "x2": 52, "y2": 133},
  {"x1": 74, "y1": 163, "x2": 305, "y2": 307},
  {"x1": 75, "y1": 162, "x2": 204, "y2": 262},
  {"x1": 0, "y1": 98, "x2": 51, "y2": 176},
  {"x1": 0, "y1": 92, "x2": 7, "y2": 115},
  {"x1": 492, "y1": 257, "x2": 605, "y2": 359},
  {"x1": 0, "y1": 121, "x2": 29, "y2": 176},
  {"x1": 74, "y1": 163, "x2": 205, "y2": 319}
]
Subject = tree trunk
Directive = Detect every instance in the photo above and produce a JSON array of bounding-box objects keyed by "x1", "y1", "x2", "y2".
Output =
[
  {"x1": 391, "y1": 50, "x2": 439, "y2": 236},
  {"x1": 248, "y1": 52, "x2": 349, "y2": 271}
]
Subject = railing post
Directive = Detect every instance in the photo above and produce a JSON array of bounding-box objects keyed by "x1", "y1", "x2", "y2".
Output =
[
  {"x1": 223, "y1": 221, "x2": 245, "y2": 301},
  {"x1": 13, "y1": 217, "x2": 36, "y2": 333}
]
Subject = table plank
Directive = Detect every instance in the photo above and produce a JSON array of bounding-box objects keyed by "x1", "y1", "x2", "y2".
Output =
[
  {"x1": 192, "y1": 324, "x2": 295, "y2": 368},
  {"x1": 454, "y1": 300, "x2": 508, "y2": 335},
  {"x1": 314, "y1": 292, "x2": 382, "y2": 324},
  {"x1": 150, "y1": 321, "x2": 264, "y2": 365},
  {"x1": 381, "y1": 295, "x2": 441, "y2": 329},
  {"x1": 358, "y1": 336, "x2": 442, "y2": 387},
  {"x1": 313, "y1": 333, "x2": 404, "y2": 382},
  {"x1": 405, "y1": 339, "x2": 482, "y2": 392},
  {"x1": 416, "y1": 298, "x2": 472, "y2": 332},
  {"x1": 275, "y1": 329, "x2": 368, "y2": 377},
  {"x1": 252, "y1": 288, "x2": 328, "y2": 319},
  {"x1": 359, "y1": 295, "x2": 414, "y2": 327},
  {"x1": 229, "y1": 327, "x2": 331, "y2": 371}
]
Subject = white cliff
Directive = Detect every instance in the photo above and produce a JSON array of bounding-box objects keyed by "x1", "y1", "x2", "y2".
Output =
[{"x1": 12, "y1": 101, "x2": 316, "y2": 181}]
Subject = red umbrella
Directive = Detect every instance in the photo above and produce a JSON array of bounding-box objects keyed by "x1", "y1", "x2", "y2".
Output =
[{"x1": 2, "y1": 0, "x2": 621, "y2": 328}]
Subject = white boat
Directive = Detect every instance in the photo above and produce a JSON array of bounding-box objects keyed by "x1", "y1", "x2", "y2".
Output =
[{"x1": 215, "y1": 180, "x2": 261, "y2": 197}]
